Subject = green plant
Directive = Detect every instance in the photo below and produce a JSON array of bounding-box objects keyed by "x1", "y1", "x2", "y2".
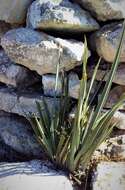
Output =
[{"x1": 29, "y1": 21, "x2": 125, "y2": 183}]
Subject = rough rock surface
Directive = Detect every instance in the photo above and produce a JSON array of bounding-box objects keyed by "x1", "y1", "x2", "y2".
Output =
[
  {"x1": 0, "y1": 21, "x2": 12, "y2": 45},
  {"x1": 0, "y1": 0, "x2": 33, "y2": 24},
  {"x1": 0, "y1": 111, "x2": 43, "y2": 159},
  {"x1": 105, "y1": 86, "x2": 125, "y2": 110},
  {"x1": 74, "y1": 0, "x2": 125, "y2": 21},
  {"x1": 27, "y1": 0, "x2": 99, "y2": 32},
  {"x1": 88, "y1": 64, "x2": 125, "y2": 86},
  {"x1": 0, "y1": 160, "x2": 73, "y2": 190},
  {"x1": 112, "y1": 111, "x2": 125, "y2": 130},
  {"x1": 0, "y1": 50, "x2": 40, "y2": 88},
  {"x1": 92, "y1": 162, "x2": 125, "y2": 190},
  {"x1": 43, "y1": 72, "x2": 80, "y2": 98},
  {"x1": 93, "y1": 135, "x2": 125, "y2": 161},
  {"x1": 90, "y1": 22, "x2": 125, "y2": 63},
  {"x1": 0, "y1": 86, "x2": 58, "y2": 117},
  {"x1": 1, "y1": 28, "x2": 85, "y2": 75}
]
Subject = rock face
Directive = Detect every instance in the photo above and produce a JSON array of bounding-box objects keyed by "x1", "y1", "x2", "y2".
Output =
[
  {"x1": 43, "y1": 72, "x2": 80, "y2": 98},
  {"x1": 0, "y1": 0, "x2": 33, "y2": 24},
  {"x1": 88, "y1": 64, "x2": 125, "y2": 86},
  {"x1": 0, "y1": 111, "x2": 43, "y2": 159},
  {"x1": 74, "y1": 0, "x2": 125, "y2": 21},
  {"x1": 1, "y1": 28, "x2": 84, "y2": 75},
  {"x1": 0, "y1": 86, "x2": 58, "y2": 117},
  {"x1": 92, "y1": 162, "x2": 125, "y2": 190},
  {"x1": 0, "y1": 160, "x2": 73, "y2": 190},
  {"x1": 0, "y1": 50, "x2": 40, "y2": 88},
  {"x1": 90, "y1": 22, "x2": 125, "y2": 63},
  {"x1": 27, "y1": 0, "x2": 99, "y2": 32}
]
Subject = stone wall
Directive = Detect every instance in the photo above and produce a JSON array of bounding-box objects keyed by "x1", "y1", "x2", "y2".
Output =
[{"x1": 0, "y1": 0, "x2": 125, "y2": 189}]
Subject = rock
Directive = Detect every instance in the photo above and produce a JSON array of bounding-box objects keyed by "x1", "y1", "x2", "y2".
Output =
[
  {"x1": 93, "y1": 135, "x2": 125, "y2": 161},
  {"x1": 0, "y1": 86, "x2": 58, "y2": 117},
  {"x1": 74, "y1": 0, "x2": 125, "y2": 21},
  {"x1": 1, "y1": 28, "x2": 85, "y2": 75},
  {"x1": 43, "y1": 72, "x2": 80, "y2": 98},
  {"x1": 0, "y1": 50, "x2": 40, "y2": 88},
  {"x1": 88, "y1": 64, "x2": 125, "y2": 86},
  {"x1": 105, "y1": 86, "x2": 125, "y2": 110},
  {"x1": 112, "y1": 111, "x2": 125, "y2": 130},
  {"x1": 0, "y1": 160, "x2": 73, "y2": 190},
  {"x1": 27, "y1": 0, "x2": 99, "y2": 32},
  {"x1": 90, "y1": 22, "x2": 125, "y2": 63},
  {"x1": 0, "y1": 111, "x2": 43, "y2": 159},
  {"x1": 0, "y1": 0, "x2": 33, "y2": 24},
  {"x1": 0, "y1": 21, "x2": 12, "y2": 45},
  {"x1": 92, "y1": 162, "x2": 125, "y2": 190}
]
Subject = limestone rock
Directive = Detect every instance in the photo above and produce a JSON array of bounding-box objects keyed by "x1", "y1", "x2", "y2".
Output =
[
  {"x1": 88, "y1": 64, "x2": 125, "y2": 86},
  {"x1": 1, "y1": 28, "x2": 85, "y2": 75},
  {"x1": 105, "y1": 86, "x2": 125, "y2": 110},
  {"x1": 0, "y1": 86, "x2": 58, "y2": 117},
  {"x1": 90, "y1": 22, "x2": 125, "y2": 63},
  {"x1": 27, "y1": 0, "x2": 99, "y2": 32},
  {"x1": 0, "y1": 111, "x2": 43, "y2": 159},
  {"x1": 0, "y1": 0, "x2": 33, "y2": 24},
  {"x1": 93, "y1": 135, "x2": 125, "y2": 161},
  {"x1": 92, "y1": 162, "x2": 125, "y2": 190},
  {"x1": 0, "y1": 160, "x2": 73, "y2": 190},
  {"x1": 42, "y1": 72, "x2": 80, "y2": 99},
  {"x1": 0, "y1": 50, "x2": 40, "y2": 88},
  {"x1": 112, "y1": 111, "x2": 125, "y2": 130},
  {"x1": 74, "y1": 0, "x2": 125, "y2": 21}
]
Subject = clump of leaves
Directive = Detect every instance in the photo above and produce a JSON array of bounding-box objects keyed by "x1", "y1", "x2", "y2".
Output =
[{"x1": 29, "y1": 21, "x2": 125, "y2": 184}]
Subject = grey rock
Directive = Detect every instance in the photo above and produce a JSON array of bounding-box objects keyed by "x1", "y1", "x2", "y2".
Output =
[
  {"x1": 0, "y1": 0, "x2": 33, "y2": 24},
  {"x1": 0, "y1": 111, "x2": 43, "y2": 159},
  {"x1": 0, "y1": 86, "x2": 58, "y2": 117},
  {"x1": 74, "y1": 0, "x2": 125, "y2": 21},
  {"x1": 92, "y1": 162, "x2": 125, "y2": 190},
  {"x1": 90, "y1": 22, "x2": 125, "y2": 63},
  {"x1": 0, "y1": 160, "x2": 73, "y2": 190},
  {"x1": 43, "y1": 72, "x2": 80, "y2": 99},
  {"x1": 0, "y1": 21, "x2": 12, "y2": 45},
  {"x1": 0, "y1": 50, "x2": 40, "y2": 88},
  {"x1": 88, "y1": 64, "x2": 125, "y2": 86},
  {"x1": 1, "y1": 28, "x2": 85, "y2": 75},
  {"x1": 27, "y1": 0, "x2": 99, "y2": 32},
  {"x1": 111, "y1": 111, "x2": 125, "y2": 130},
  {"x1": 93, "y1": 135, "x2": 125, "y2": 161}
]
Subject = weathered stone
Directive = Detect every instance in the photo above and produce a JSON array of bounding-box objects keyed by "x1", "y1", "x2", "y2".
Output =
[
  {"x1": 43, "y1": 72, "x2": 80, "y2": 99},
  {"x1": 0, "y1": 160, "x2": 73, "y2": 190},
  {"x1": 0, "y1": 86, "x2": 58, "y2": 117},
  {"x1": 0, "y1": 0, "x2": 33, "y2": 24},
  {"x1": 92, "y1": 162, "x2": 125, "y2": 190},
  {"x1": 1, "y1": 28, "x2": 85, "y2": 75},
  {"x1": 93, "y1": 135, "x2": 125, "y2": 161},
  {"x1": 90, "y1": 22, "x2": 125, "y2": 63},
  {"x1": 27, "y1": 0, "x2": 99, "y2": 32},
  {"x1": 74, "y1": 0, "x2": 125, "y2": 21},
  {"x1": 88, "y1": 64, "x2": 125, "y2": 86},
  {"x1": 0, "y1": 50, "x2": 40, "y2": 88},
  {"x1": 111, "y1": 111, "x2": 125, "y2": 130},
  {"x1": 0, "y1": 111, "x2": 43, "y2": 159},
  {"x1": 0, "y1": 21, "x2": 12, "y2": 45},
  {"x1": 105, "y1": 86, "x2": 125, "y2": 110}
]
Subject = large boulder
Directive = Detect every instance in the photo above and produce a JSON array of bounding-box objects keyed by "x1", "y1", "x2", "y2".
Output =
[
  {"x1": 0, "y1": 50, "x2": 40, "y2": 88},
  {"x1": 0, "y1": 111, "x2": 43, "y2": 159},
  {"x1": 74, "y1": 0, "x2": 125, "y2": 21},
  {"x1": 42, "y1": 72, "x2": 80, "y2": 99},
  {"x1": 90, "y1": 22, "x2": 125, "y2": 63},
  {"x1": 0, "y1": 0, "x2": 33, "y2": 24},
  {"x1": 0, "y1": 86, "x2": 58, "y2": 117},
  {"x1": 27, "y1": 0, "x2": 99, "y2": 32},
  {"x1": 1, "y1": 28, "x2": 85, "y2": 75},
  {"x1": 0, "y1": 21, "x2": 12, "y2": 45},
  {"x1": 92, "y1": 162, "x2": 125, "y2": 190},
  {"x1": 0, "y1": 160, "x2": 73, "y2": 190}
]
